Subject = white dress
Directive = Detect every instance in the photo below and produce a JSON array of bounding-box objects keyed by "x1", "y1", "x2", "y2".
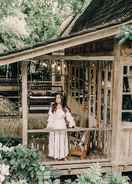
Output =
[{"x1": 47, "y1": 107, "x2": 75, "y2": 159}]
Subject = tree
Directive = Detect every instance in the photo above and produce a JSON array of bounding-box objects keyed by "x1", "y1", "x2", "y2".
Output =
[{"x1": 0, "y1": 0, "x2": 88, "y2": 54}]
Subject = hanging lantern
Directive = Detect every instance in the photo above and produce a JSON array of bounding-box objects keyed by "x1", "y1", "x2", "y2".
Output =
[
  {"x1": 41, "y1": 62, "x2": 45, "y2": 67},
  {"x1": 52, "y1": 62, "x2": 56, "y2": 69},
  {"x1": 52, "y1": 63, "x2": 55, "y2": 68},
  {"x1": 57, "y1": 65, "x2": 61, "y2": 71}
]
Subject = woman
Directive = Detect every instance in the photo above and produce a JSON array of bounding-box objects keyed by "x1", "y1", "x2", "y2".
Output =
[{"x1": 47, "y1": 94, "x2": 75, "y2": 160}]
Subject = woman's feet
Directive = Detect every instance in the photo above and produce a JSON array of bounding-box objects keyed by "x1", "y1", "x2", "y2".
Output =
[{"x1": 53, "y1": 157, "x2": 68, "y2": 161}]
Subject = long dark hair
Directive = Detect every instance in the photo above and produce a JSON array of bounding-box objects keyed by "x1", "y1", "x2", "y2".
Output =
[{"x1": 51, "y1": 94, "x2": 71, "y2": 113}]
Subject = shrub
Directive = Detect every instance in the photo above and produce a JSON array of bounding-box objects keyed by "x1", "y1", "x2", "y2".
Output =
[
  {"x1": 0, "y1": 144, "x2": 130, "y2": 184},
  {"x1": 64, "y1": 164, "x2": 130, "y2": 184},
  {"x1": 0, "y1": 137, "x2": 22, "y2": 147},
  {"x1": 106, "y1": 174, "x2": 129, "y2": 184},
  {"x1": 5, "y1": 178, "x2": 28, "y2": 184},
  {"x1": 0, "y1": 144, "x2": 51, "y2": 184},
  {"x1": 76, "y1": 163, "x2": 103, "y2": 184}
]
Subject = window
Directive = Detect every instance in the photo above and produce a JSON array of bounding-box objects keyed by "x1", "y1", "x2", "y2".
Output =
[{"x1": 122, "y1": 65, "x2": 132, "y2": 122}]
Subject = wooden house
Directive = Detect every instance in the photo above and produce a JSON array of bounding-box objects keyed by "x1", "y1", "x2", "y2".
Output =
[{"x1": 0, "y1": 0, "x2": 132, "y2": 176}]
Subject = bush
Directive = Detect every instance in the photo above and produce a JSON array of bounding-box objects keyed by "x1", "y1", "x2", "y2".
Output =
[
  {"x1": 0, "y1": 137, "x2": 22, "y2": 147},
  {"x1": 0, "y1": 144, "x2": 52, "y2": 184},
  {"x1": 0, "y1": 144, "x2": 130, "y2": 184},
  {"x1": 106, "y1": 174, "x2": 129, "y2": 184},
  {"x1": 76, "y1": 163, "x2": 103, "y2": 184},
  {"x1": 64, "y1": 164, "x2": 129, "y2": 184}
]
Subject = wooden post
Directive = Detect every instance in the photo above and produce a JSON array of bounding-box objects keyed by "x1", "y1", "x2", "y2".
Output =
[
  {"x1": 51, "y1": 59, "x2": 56, "y2": 87},
  {"x1": 97, "y1": 63, "x2": 102, "y2": 127},
  {"x1": 61, "y1": 61, "x2": 65, "y2": 94},
  {"x1": 21, "y1": 61, "x2": 28, "y2": 146},
  {"x1": 104, "y1": 64, "x2": 108, "y2": 126},
  {"x1": 112, "y1": 44, "x2": 123, "y2": 166}
]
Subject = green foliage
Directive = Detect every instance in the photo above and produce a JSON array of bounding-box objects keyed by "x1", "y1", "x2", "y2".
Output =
[
  {"x1": 21, "y1": 0, "x2": 61, "y2": 43},
  {"x1": 0, "y1": 144, "x2": 51, "y2": 184},
  {"x1": 0, "y1": 137, "x2": 21, "y2": 147},
  {"x1": 76, "y1": 163, "x2": 103, "y2": 184},
  {"x1": 106, "y1": 174, "x2": 129, "y2": 184},
  {"x1": 64, "y1": 164, "x2": 130, "y2": 184},
  {"x1": 0, "y1": 147, "x2": 130, "y2": 184},
  {"x1": 5, "y1": 178, "x2": 28, "y2": 184},
  {"x1": 0, "y1": 0, "x2": 19, "y2": 18},
  {"x1": 117, "y1": 25, "x2": 132, "y2": 45},
  {"x1": 0, "y1": 0, "x2": 87, "y2": 54},
  {"x1": 58, "y1": 0, "x2": 85, "y2": 14}
]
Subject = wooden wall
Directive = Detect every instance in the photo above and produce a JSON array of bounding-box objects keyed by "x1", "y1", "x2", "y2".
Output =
[{"x1": 118, "y1": 43, "x2": 132, "y2": 165}]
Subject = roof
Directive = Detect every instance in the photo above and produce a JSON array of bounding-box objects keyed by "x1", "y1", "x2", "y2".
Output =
[
  {"x1": 1, "y1": 20, "x2": 131, "y2": 65},
  {"x1": 0, "y1": 0, "x2": 132, "y2": 64},
  {"x1": 70, "y1": 0, "x2": 132, "y2": 34}
]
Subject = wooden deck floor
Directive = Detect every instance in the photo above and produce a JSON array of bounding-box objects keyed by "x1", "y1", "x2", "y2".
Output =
[{"x1": 43, "y1": 158, "x2": 112, "y2": 175}]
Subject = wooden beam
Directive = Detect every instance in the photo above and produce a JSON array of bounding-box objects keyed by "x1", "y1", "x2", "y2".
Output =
[
  {"x1": 28, "y1": 127, "x2": 112, "y2": 133},
  {"x1": 0, "y1": 20, "x2": 132, "y2": 65},
  {"x1": 21, "y1": 61, "x2": 28, "y2": 146},
  {"x1": 42, "y1": 55, "x2": 114, "y2": 61}
]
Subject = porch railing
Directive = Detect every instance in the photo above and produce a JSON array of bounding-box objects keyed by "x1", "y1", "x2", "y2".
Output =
[{"x1": 28, "y1": 128, "x2": 112, "y2": 161}]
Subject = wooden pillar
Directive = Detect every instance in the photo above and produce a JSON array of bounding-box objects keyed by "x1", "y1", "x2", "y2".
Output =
[
  {"x1": 21, "y1": 61, "x2": 28, "y2": 146},
  {"x1": 104, "y1": 64, "x2": 108, "y2": 126},
  {"x1": 61, "y1": 61, "x2": 65, "y2": 94},
  {"x1": 97, "y1": 63, "x2": 102, "y2": 128},
  {"x1": 51, "y1": 59, "x2": 56, "y2": 86},
  {"x1": 112, "y1": 44, "x2": 123, "y2": 165}
]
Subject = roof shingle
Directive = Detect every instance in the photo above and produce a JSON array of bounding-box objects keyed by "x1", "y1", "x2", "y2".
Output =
[{"x1": 70, "y1": 0, "x2": 132, "y2": 34}]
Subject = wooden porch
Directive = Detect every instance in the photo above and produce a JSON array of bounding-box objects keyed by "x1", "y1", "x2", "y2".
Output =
[
  {"x1": 0, "y1": 17, "x2": 131, "y2": 176},
  {"x1": 28, "y1": 127, "x2": 112, "y2": 175}
]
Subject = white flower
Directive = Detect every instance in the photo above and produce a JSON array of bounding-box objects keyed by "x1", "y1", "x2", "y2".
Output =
[
  {"x1": 0, "y1": 11, "x2": 30, "y2": 38},
  {"x1": 0, "y1": 164, "x2": 9, "y2": 176},
  {"x1": 0, "y1": 163, "x2": 10, "y2": 184},
  {"x1": 0, "y1": 175, "x2": 5, "y2": 183},
  {"x1": 0, "y1": 144, "x2": 14, "y2": 152},
  {"x1": 7, "y1": 179, "x2": 28, "y2": 184}
]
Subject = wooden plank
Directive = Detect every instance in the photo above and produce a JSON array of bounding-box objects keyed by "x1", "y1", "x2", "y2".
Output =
[
  {"x1": 44, "y1": 160, "x2": 112, "y2": 175},
  {"x1": 122, "y1": 165, "x2": 132, "y2": 172},
  {"x1": 43, "y1": 158, "x2": 111, "y2": 166},
  {"x1": 56, "y1": 167, "x2": 112, "y2": 176},
  {"x1": 122, "y1": 110, "x2": 132, "y2": 113},
  {"x1": 0, "y1": 86, "x2": 18, "y2": 91},
  {"x1": 21, "y1": 61, "x2": 28, "y2": 146},
  {"x1": 49, "y1": 162, "x2": 112, "y2": 170},
  {"x1": 0, "y1": 20, "x2": 132, "y2": 65},
  {"x1": 121, "y1": 124, "x2": 132, "y2": 130}
]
